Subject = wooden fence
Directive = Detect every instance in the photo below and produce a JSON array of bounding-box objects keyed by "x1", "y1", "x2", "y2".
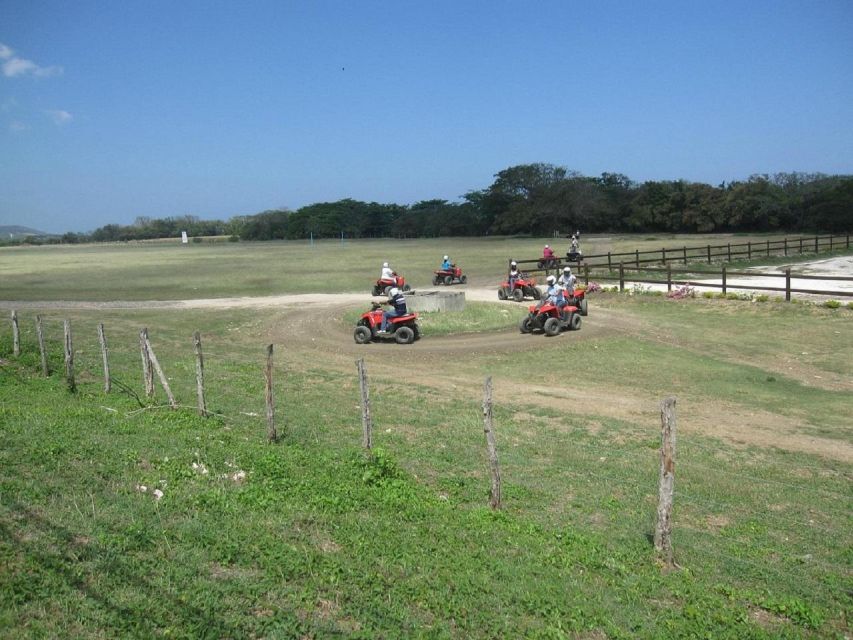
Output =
[{"x1": 515, "y1": 233, "x2": 851, "y2": 275}]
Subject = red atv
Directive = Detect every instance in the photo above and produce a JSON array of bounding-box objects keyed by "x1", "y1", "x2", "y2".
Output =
[
  {"x1": 498, "y1": 277, "x2": 541, "y2": 302},
  {"x1": 433, "y1": 265, "x2": 467, "y2": 286},
  {"x1": 372, "y1": 273, "x2": 411, "y2": 296},
  {"x1": 519, "y1": 301, "x2": 582, "y2": 336},
  {"x1": 354, "y1": 302, "x2": 421, "y2": 345},
  {"x1": 566, "y1": 288, "x2": 589, "y2": 316}
]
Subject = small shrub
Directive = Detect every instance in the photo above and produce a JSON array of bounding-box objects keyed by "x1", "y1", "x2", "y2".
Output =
[
  {"x1": 848, "y1": 301, "x2": 853, "y2": 310},
  {"x1": 725, "y1": 293, "x2": 740, "y2": 300},
  {"x1": 823, "y1": 299, "x2": 841, "y2": 309},
  {"x1": 772, "y1": 296, "x2": 785, "y2": 303},
  {"x1": 754, "y1": 294, "x2": 769, "y2": 303},
  {"x1": 702, "y1": 291, "x2": 715, "y2": 299}
]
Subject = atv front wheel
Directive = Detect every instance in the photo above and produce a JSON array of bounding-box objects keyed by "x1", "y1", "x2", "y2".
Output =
[
  {"x1": 531, "y1": 287, "x2": 542, "y2": 300},
  {"x1": 544, "y1": 317, "x2": 561, "y2": 336},
  {"x1": 498, "y1": 287, "x2": 508, "y2": 300},
  {"x1": 372, "y1": 286, "x2": 381, "y2": 296},
  {"x1": 353, "y1": 326, "x2": 373, "y2": 344},
  {"x1": 444, "y1": 275, "x2": 452, "y2": 286},
  {"x1": 512, "y1": 288, "x2": 524, "y2": 302},
  {"x1": 579, "y1": 298, "x2": 588, "y2": 316},
  {"x1": 519, "y1": 316, "x2": 534, "y2": 334},
  {"x1": 432, "y1": 275, "x2": 440, "y2": 285},
  {"x1": 460, "y1": 275, "x2": 467, "y2": 284},
  {"x1": 569, "y1": 314, "x2": 582, "y2": 331},
  {"x1": 394, "y1": 326, "x2": 415, "y2": 344}
]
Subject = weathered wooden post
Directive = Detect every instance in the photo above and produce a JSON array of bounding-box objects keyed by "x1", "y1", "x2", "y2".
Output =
[
  {"x1": 36, "y1": 315, "x2": 49, "y2": 376},
  {"x1": 727, "y1": 243, "x2": 731, "y2": 262},
  {"x1": 97, "y1": 323, "x2": 111, "y2": 393},
  {"x1": 193, "y1": 331, "x2": 207, "y2": 417},
  {"x1": 829, "y1": 235, "x2": 833, "y2": 252},
  {"x1": 661, "y1": 247, "x2": 666, "y2": 265},
  {"x1": 11, "y1": 310, "x2": 20, "y2": 357},
  {"x1": 144, "y1": 334, "x2": 176, "y2": 409},
  {"x1": 265, "y1": 344, "x2": 277, "y2": 443},
  {"x1": 139, "y1": 328, "x2": 154, "y2": 398},
  {"x1": 583, "y1": 263, "x2": 589, "y2": 286},
  {"x1": 721, "y1": 266, "x2": 727, "y2": 295},
  {"x1": 63, "y1": 320, "x2": 76, "y2": 392},
  {"x1": 799, "y1": 237, "x2": 803, "y2": 253},
  {"x1": 706, "y1": 244, "x2": 711, "y2": 264},
  {"x1": 783, "y1": 238, "x2": 788, "y2": 256},
  {"x1": 607, "y1": 252, "x2": 612, "y2": 270},
  {"x1": 356, "y1": 358, "x2": 372, "y2": 451},
  {"x1": 482, "y1": 376, "x2": 501, "y2": 510},
  {"x1": 766, "y1": 239, "x2": 770, "y2": 256},
  {"x1": 785, "y1": 268, "x2": 791, "y2": 302},
  {"x1": 747, "y1": 241, "x2": 752, "y2": 261},
  {"x1": 666, "y1": 264, "x2": 672, "y2": 293},
  {"x1": 814, "y1": 235, "x2": 819, "y2": 253},
  {"x1": 655, "y1": 396, "x2": 677, "y2": 568},
  {"x1": 682, "y1": 246, "x2": 687, "y2": 264},
  {"x1": 619, "y1": 262, "x2": 625, "y2": 292},
  {"x1": 635, "y1": 249, "x2": 640, "y2": 268}
]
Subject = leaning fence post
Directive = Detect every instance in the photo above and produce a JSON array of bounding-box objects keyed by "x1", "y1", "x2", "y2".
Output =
[
  {"x1": 619, "y1": 262, "x2": 625, "y2": 292},
  {"x1": 785, "y1": 268, "x2": 791, "y2": 302},
  {"x1": 655, "y1": 396, "x2": 677, "y2": 568},
  {"x1": 144, "y1": 334, "x2": 176, "y2": 409},
  {"x1": 482, "y1": 376, "x2": 502, "y2": 510},
  {"x1": 36, "y1": 315, "x2": 49, "y2": 376},
  {"x1": 97, "y1": 323, "x2": 111, "y2": 393},
  {"x1": 11, "y1": 310, "x2": 20, "y2": 357},
  {"x1": 139, "y1": 328, "x2": 154, "y2": 398},
  {"x1": 265, "y1": 344, "x2": 277, "y2": 443},
  {"x1": 63, "y1": 320, "x2": 76, "y2": 392},
  {"x1": 356, "y1": 358, "x2": 372, "y2": 451},
  {"x1": 193, "y1": 331, "x2": 207, "y2": 417}
]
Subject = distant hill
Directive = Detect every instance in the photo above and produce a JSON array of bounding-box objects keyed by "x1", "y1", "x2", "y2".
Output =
[{"x1": 0, "y1": 225, "x2": 50, "y2": 239}]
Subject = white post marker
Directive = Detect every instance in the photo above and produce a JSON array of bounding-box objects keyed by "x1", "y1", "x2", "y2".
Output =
[{"x1": 181, "y1": 230, "x2": 188, "y2": 244}]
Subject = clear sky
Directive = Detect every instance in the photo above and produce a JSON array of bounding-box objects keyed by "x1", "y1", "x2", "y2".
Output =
[{"x1": 1, "y1": 0, "x2": 851, "y2": 233}]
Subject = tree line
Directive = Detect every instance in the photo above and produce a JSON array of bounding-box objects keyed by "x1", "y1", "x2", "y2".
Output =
[{"x1": 21, "y1": 165, "x2": 852, "y2": 245}]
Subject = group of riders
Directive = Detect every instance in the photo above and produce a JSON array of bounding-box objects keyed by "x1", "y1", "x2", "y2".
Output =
[{"x1": 375, "y1": 232, "x2": 582, "y2": 334}]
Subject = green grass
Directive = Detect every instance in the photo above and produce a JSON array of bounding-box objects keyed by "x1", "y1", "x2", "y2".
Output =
[
  {"x1": 1, "y1": 294, "x2": 851, "y2": 638},
  {"x1": 2, "y1": 233, "x2": 841, "y2": 301}
]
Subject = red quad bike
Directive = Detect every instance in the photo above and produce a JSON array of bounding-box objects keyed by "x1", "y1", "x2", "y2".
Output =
[
  {"x1": 519, "y1": 301, "x2": 582, "y2": 336},
  {"x1": 433, "y1": 265, "x2": 467, "y2": 286},
  {"x1": 498, "y1": 277, "x2": 541, "y2": 302},
  {"x1": 354, "y1": 302, "x2": 421, "y2": 345},
  {"x1": 372, "y1": 273, "x2": 411, "y2": 296},
  {"x1": 566, "y1": 288, "x2": 589, "y2": 316}
]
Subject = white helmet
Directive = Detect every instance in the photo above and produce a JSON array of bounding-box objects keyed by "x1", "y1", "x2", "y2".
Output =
[
  {"x1": 389, "y1": 287, "x2": 399, "y2": 296},
  {"x1": 382, "y1": 262, "x2": 389, "y2": 268},
  {"x1": 546, "y1": 275, "x2": 556, "y2": 285},
  {"x1": 563, "y1": 267, "x2": 571, "y2": 274},
  {"x1": 510, "y1": 261, "x2": 517, "y2": 267},
  {"x1": 545, "y1": 244, "x2": 550, "y2": 249}
]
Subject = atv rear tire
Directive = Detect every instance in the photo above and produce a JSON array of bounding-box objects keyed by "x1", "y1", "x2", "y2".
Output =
[
  {"x1": 579, "y1": 298, "x2": 588, "y2": 316},
  {"x1": 544, "y1": 317, "x2": 561, "y2": 336},
  {"x1": 498, "y1": 287, "x2": 508, "y2": 300},
  {"x1": 372, "y1": 286, "x2": 381, "y2": 296},
  {"x1": 512, "y1": 288, "x2": 524, "y2": 302},
  {"x1": 569, "y1": 314, "x2": 582, "y2": 331},
  {"x1": 444, "y1": 275, "x2": 452, "y2": 286},
  {"x1": 432, "y1": 275, "x2": 440, "y2": 285},
  {"x1": 460, "y1": 275, "x2": 467, "y2": 284},
  {"x1": 403, "y1": 284, "x2": 411, "y2": 292},
  {"x1": 532, "y1": 287, "x2": 542, "y2": 300},
  {"x1": 519, "y1": 316, "x2": 534, "y2": 334},
  {"x1": 394, "y1": 326, "x2": 415, "y2": 344},
  {"x1": 354, "y1": 326, "x2": 372, "y2": 344}
]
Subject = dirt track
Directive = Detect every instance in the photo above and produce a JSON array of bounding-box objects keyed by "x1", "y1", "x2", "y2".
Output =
[{"x1": 3, "y1": 277, "x2": 850, "y2": 463}]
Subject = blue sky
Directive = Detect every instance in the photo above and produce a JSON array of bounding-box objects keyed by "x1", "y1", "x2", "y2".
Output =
[{"x1": 1, "y1": 1, "x2": 851, "y2": 233}]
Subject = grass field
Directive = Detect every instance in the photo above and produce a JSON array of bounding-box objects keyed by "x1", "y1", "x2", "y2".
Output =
[
  {"x1": 1, "y1": 235, "x2": 851, "y2": 638},
  {"x1": 0, "y1": 232, "x2": 827, "y2": 301}
]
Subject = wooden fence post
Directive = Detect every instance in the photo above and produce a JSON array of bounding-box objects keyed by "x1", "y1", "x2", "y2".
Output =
[
  {"x1": 64, "y1": 320, "x2": 76, "y2": 393},
  {"x1": 799, "y1": 237, "x2": 803, "y2": 253},
  {"x1": 97, "y1": 323, "x2": 111, "y2": 393},
  {"x1": 655, "y1": 396, "x2": 676, "y2": 568},
  {"x1": 482, "y1": 376, "x2": 501, "y2": 510},
  {"x1": 619, "y1": 262, "x2": 625, "y2": 292},
  {"x1": 144, "y1": 334, "x2": 176, "y2": 409},
  {"x1": 11, "y1": 310, "x2": 20, "y2": 357},
  {"x1": 356, "y1": 358, "x2": 372, "y2": 451},
  {"x1": 584, "y1": 263, "x2": 589, "y2": 286},
  {"x1": 814, "y1": 236, "x2": 819, "y2": 253},
  {"x1": 635, "y1": 249, "x2": 640, "y2": 268},
  {"x1": 661, "y1": 247, "x2": 666, "y2": 264},
  {"x1": 682, "y1": 246, "x2": 687, "y2": 264},
  {"x1": 766, "y1": 239, "x2": 770, "y2": 256},
  {"x1": 36, "y1": 315, "x2": 49, "y2": 376},
  {"x1": 667, "y1": 264, "x2": 672, "y2": 292},
  {"x1": 265, "y1": 344, "x2": 277, "y2": 443},
  {"x1": 139, "y1": 328, "x2": 154, "y2": 398},
  {"x1": 193, "y1": 331, "x2": 207, "y2": 417},
  {"x1": 721, "y1": 266, "x2": 727, "y2": 295},
  {"x1": 829, "y1": 235, "x2": 833, "y2": 252},
  {"x1": 785, "y1": 268, "x2": 791, "y2": 302},
  {"x1": 727, "y1": 243, "x2": 731, "y2": 261},
  {"x1": 784, "y1": 238, "x2": 788, "y2": 256},
  {"x1": 706, "y1": 245, "x2": 711, "y2": 264},
  {"x1": 747, "y1": 241, "x2": 752, "y2": 261}
]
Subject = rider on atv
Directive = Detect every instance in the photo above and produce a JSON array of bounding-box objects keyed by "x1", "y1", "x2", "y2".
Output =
[
  {"x1": 508, "y1": 261, "x2": 523, "y2": 292},
  {"x1": 541, "y1": 275, "x2": 568, "y2": 311},
  {"x1": 558, "y1": 266, "x2": 576, "y2": 291},
  {"x1": 377, "y1": 287, "x2": 408, "y2": 335},
  {"x1": 380, "y1": 262, "x2": 394, "y2": 281},
  {"x1": 441, "y1": 255, "x2": 452, "y2": 270}
]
